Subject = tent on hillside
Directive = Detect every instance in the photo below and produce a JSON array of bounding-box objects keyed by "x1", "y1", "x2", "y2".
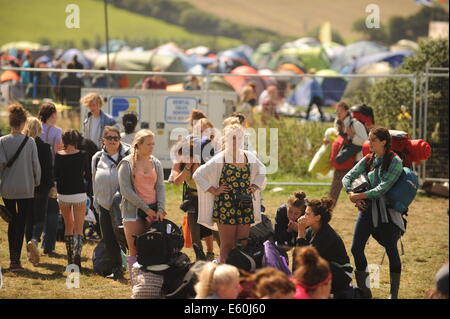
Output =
[
  {"x1": 58, "y1": 48, "x2": 93, "y2": 69},
  {"x1": 207, "y1": 75, "x2": 235, "y2": 91},
  {"x1": 316, "y1": 69, "x2": 347, "y2": 106},
  {"x1": 224, "y1": 65, "x2": 266, "y2": 97},
  {"x1": 331, "y1": 41, "x2": 387, "y2": 73},
  {"x1": 267, "y1": 46, "x2": 330, "y2": 72},
  {"x1": 94, "y1": 50, "x2": 186, "y2": 84},
  {"x1": 251, "y1": 42, "x2": 279, "y2": 70},
  {"x1": 342, "y1": 62, "x2": 392, "y2": 100},
  {"x1": 390, "y1": 39, "x2": 419, "y2": 52},
  {"x1": 352, "y1": 50, "x2": 413, "y2": 73},
  {"x1": 218, "y1": 45, "x2": 254, "y2": 73}
]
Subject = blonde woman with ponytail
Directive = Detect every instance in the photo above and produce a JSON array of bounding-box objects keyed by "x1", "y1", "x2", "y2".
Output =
[
  {"x1": 195, "y1": 262, "x2": 240, "y2": 299},
  {"x1": 117, "y1": 129, "x2": 166, "y2": 280}
]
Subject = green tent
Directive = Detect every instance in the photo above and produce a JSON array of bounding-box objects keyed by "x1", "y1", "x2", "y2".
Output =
[
  {"x1": 267, "y1": 46, "x2": 330, "y2": 72},
  {"x1": 251, "y1": 42, "x2": 279, "y2": 69},
  {"x1": 94, "y1": 50, "x2": 186, "y2": 84},
  {"x1": 207, "y1": 76, "x2": 234, "y2": 91}
]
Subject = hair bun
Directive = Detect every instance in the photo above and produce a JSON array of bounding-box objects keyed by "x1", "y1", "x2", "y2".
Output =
[
  {"x1": 295, "y1": 191, "x2": 306, "y2": 200},
  {"x1": 320, "y1": 198, "x2": 334, "y2": 210},
  {"x1": 299, "y1": 247, "x2": 319, "y2": 267}
]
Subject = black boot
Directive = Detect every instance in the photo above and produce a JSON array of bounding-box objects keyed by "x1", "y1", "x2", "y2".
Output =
[
  {"x1": 64, "y1": 235, "x2": 74, "y2": 266},
  {"x1": 73, "y1": 235, "x2": 84, "y2": 271},
  {"x1": 389, "y1": 272, "x2": 401, "y2": 299},
  {"x1": 355, "y1": 270, "x2": 373, "y2": 299}
]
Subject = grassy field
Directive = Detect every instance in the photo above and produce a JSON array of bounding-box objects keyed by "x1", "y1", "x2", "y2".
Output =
[
  {"x1": 0, "y1": 0, "x2": 241, "y2": 50},
  {"x1": 0, "y1": 182, "x2": 448, "y2": 299},
  {"x1": 184, "y1": 0, "x2": 433, "y2": 43}
]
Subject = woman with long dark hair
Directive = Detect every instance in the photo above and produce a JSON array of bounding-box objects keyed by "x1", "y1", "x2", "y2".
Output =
[{"x1": 343, "y1": 127, "x2": 404, "y2": 299}]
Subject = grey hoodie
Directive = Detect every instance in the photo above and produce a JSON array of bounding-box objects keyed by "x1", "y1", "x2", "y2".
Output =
[
  {"x1": 117, "y1": 154, "x2": 165, "y2": 218},
  {"x1": 0, "y1": 134, "x2": 41, "y2": 199},
  {"x1": 92, "y1": 143, "x2": 131, "y2": 211}
]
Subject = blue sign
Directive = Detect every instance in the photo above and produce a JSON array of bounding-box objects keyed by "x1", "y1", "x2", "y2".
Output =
[{"x1": 109, "y1": 96, "x2": 141, "y2": 120}]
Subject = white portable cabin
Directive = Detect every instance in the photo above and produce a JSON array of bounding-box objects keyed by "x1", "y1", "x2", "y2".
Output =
[{"x1": 80, "y1": 88, "x2": 238, "y2": 172}]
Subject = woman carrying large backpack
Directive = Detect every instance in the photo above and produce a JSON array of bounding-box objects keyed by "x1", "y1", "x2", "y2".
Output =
[{"x1": 343, "y1": 127, "x2": 404, "y2": 299}]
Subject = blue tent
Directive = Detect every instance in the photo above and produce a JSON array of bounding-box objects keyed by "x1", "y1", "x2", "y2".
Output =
[
  {"x1": 287, "y1": 78, "x2": 323, "y2": 107},
  {"x1": 58, "y1": 48, "x2": 92, "y2": 69},
  {"x1": 218, "y1": 45, "x2": 254, "y2": 73},
  {"x1": 331, "y1": 41, "x2": 387, "y2": 73},
  {"x1": 320, "y1": 77, "x2": 347, "y2": 106},
  {"x1": 352, "y1": 50, "x2": 413, "y2": 72}
]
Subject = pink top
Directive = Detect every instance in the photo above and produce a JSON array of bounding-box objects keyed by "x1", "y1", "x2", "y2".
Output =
[{"x1": 133, "y1": 167, "x2": 157, "y2": 205}]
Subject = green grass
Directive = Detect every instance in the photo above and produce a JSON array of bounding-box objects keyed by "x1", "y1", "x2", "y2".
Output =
[
  {"x1": 0, "y1": 0, "x2": 241, "y2": 50},
  {"x1": 0, "y1": 184, "x2": 448, "y2": 299}
]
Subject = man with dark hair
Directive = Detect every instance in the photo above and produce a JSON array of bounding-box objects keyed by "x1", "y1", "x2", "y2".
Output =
[{"x1": 59, "y1": 63, "x2": 83, "y2": 107}]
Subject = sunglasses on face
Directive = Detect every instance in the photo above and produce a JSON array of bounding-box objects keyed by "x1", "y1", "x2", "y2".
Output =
[{"x1": 104, "y1": 136, "x2": 120, "y2": 141}]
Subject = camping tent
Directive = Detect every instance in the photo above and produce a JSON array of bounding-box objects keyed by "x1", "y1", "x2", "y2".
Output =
[
  {"x1": 94, "y1": 50, "x2": 186, "y2": 84},
  {"x1": 58, "y1": 48, "x2": 93, "y2": 69},
  {"x1": 208, "y1": 75, "x2": 235, "y2": 91},
  {"x1": 390, "y1": 39, "x2": 419, "y2": 52},
  {"x1": 224, "y1": 66, "x2": 266, "y2": 97},
  {"x1": 1, "y1": 41, "x2": 43, "y2": 52},
  {"x1": 316, "y1": 69, "x2": 347, "y2": 106},
  {"x1": 218, "y1": 45, "x2": 254, "y2": 73},
  {"x1": 268, "y1": 46, "x2": 330, "y2": 72},
  {"x1": 342, "y1": 62, "x2": 392, "y2": 99},
  {"x1": 352, "y1": 50, "x2": 413, "y2": 73},
  {"x1": 330, "y1": 41, "x2": 387, "y2": 73},
  {"x1": 251, "y1": 42, "x2": 279, "y2": 69}
]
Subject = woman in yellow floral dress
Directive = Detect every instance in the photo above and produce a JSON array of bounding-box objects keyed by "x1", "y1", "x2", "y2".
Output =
[{"x1": 193, "y1": 123, "x2": 266, "y2": 263}]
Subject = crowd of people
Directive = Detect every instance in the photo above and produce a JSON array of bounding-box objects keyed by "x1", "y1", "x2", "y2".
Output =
[{"x1": 0, "y1": 90, "x2": 447, "y2": 300}]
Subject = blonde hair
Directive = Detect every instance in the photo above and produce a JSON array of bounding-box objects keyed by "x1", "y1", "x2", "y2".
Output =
[
  {"x1": 192, "y1": 118, "x2": 214, "y2": 139},
  {"x1": 221, "y1": 123, "x2": 245, "y2": 151},
  {"x1": 240, "y1": 85, "x2": 255, "y2": 103},
  {"x1": 130, "y1": 129, "x2": 155, "y2": 171},
  {"x1": 195, "y1": 262, "x2": 240, "y2": 299},
  {"x1": 222, "y1": 116, "x2": 241, "y2": 127},
  {"x1": 24, "y1": 117, "x2": 43, "y2": 138},
  {"x1": 80, "y1": 93, "x2": 104, "y2": 108}
]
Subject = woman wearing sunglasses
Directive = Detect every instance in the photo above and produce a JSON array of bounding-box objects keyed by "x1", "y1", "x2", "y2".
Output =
[{"x1": 92, "y1": 126, "x2": 130, "y2": 280}]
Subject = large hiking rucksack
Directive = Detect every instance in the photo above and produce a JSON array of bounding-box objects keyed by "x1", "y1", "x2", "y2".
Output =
[
  {"x1": 362, "y1": 130, "x2": 432, "y2": 168},
  {"x1": 134, "y1": 219, "x2": 184, "y2": 270},
  {"x1": 350, "y1": 104, "x2": 374, "y2": 131}
]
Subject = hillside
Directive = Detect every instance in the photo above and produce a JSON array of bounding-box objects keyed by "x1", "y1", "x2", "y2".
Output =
[
  {"x1": 184, "y1": 0, "x2": 446, "y2": 42},
  {"x1": 0, "y1": 0, "x2": 241, "y2": 50}
]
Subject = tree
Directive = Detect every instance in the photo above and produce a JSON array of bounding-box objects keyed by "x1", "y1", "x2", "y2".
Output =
[{"x1": 352, "y1": 17, "x2": 388, "y2": 44}]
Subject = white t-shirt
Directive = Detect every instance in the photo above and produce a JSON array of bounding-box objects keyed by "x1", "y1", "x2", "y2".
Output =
[
  {"x1": 120, "y1": 132, "x2": 136, "y2": 146},
  {"x1": 89, "y1": 116, "x2": 102, "y2": 148}
]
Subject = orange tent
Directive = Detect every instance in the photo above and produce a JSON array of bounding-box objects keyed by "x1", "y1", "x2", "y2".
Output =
[{"x1": 0, "y1": 70, "x2": 20, "y2": 82}]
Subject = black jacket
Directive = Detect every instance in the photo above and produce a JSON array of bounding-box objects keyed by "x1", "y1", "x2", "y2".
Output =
[
  {"x1": 274, "y1": 204, "x2": 298, "y2": 247},
  {"x1": 35, "y1": 137, "x2": 54, "y2": 194},
  {"x1": 295, "y1": 223, "x2": 350, "y2": 267}
]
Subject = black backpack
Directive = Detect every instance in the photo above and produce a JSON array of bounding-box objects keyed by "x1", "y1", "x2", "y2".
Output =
[
  {"x1": 161, "y1": 252, "x2": 203, "y2": 299},
  {"x1": 226, "y1": 237, "x2": 264, "y2": 273},
  {"x1": 92, "y1": 240, "x2": 114, "y2": 276},
  {"x1": 134, "y1": 219, "x2": 184, "y2": 270}
]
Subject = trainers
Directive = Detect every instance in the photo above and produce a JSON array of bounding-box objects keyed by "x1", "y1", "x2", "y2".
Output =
[
  {"x1": 27, "y1": 240, "x2": 40, "y2": 266},
  {"x1": 206, "y1": 252, "x2": 215, "y2": 262},
  {"x1": 8, "y1": 262, "x2": 25, "y2": 272}
]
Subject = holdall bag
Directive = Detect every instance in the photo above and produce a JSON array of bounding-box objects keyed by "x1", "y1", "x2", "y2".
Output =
[
  {"x1": 226, "y1": 237, "x2": 264, "y2": 273},
  {"x1": 134, "y1": 219, "x2": 184, "y2": 270},
  {"x1": 386, "y1": 166, "x2": 419, "y2": 214}
]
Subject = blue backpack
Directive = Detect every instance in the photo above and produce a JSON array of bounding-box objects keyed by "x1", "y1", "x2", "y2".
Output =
[{"x1": 386, "y1": 166, "x2": 419, "y2": 214}]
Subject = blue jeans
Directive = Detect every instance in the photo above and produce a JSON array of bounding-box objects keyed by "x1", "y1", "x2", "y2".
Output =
[
  {"x1": 351, "y1": 201, "x2": 402, "y2": 274},
  {"x1": 42, "y1": 198, "x2": 59, "y2": 253}
]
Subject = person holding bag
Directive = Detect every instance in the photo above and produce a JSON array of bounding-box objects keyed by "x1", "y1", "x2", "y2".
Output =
[
  {"x1": 193, "y1": 123, "x2": 266, "y2": 263},
  {"x1": 329, "y1": 102, "x2": 367, "y2": 207},
  {"x1": 117, "y1": 129, "x2": 166, "y2": 282},
  {"x1": 343, "y1": 127, "x2": 404, "y2": 299},
  {"x1": 0, "y1": 104, "x2": 41, "y2": 271}
]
